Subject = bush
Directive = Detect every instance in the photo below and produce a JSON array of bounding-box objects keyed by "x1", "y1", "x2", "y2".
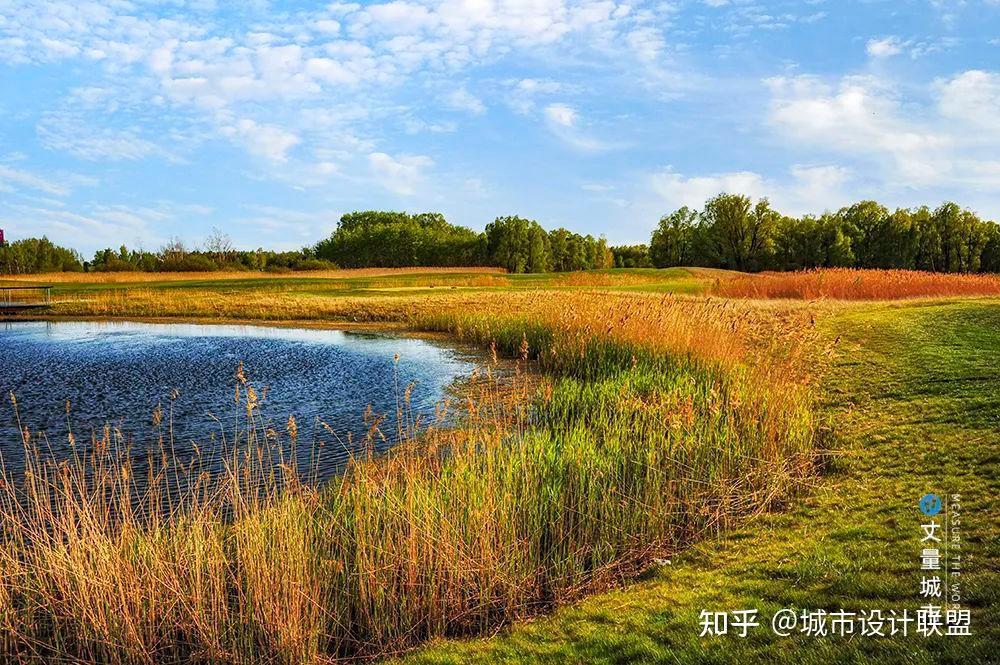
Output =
[
  {"x1": 160, "y1": 254, "x2": 219, "y2": 272},
  {"x1": 292, "y1": 259, "x2": 339, "y2": 271}
]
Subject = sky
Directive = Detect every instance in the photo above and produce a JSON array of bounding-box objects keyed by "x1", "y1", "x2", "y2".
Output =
[{"x1": 1, "y1": 0, "x2": 999, "y2": 256}]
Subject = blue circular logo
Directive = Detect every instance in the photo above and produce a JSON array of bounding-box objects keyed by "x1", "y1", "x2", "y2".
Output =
[{"x1": 920, "y1": 493, "x2": 942, "y2": 516}]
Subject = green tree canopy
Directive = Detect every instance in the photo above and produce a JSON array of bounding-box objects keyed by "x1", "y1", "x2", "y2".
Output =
[
  {"x1": 315, "y1": 211, "x2": 486, "y2": 268},
  {"x1": 0, "y1": 237, "x2": 83, "y2": 274}
]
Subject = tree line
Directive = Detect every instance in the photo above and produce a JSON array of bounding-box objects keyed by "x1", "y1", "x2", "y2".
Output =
[
  {"x1": 612, "y1": 194, "x2": 1000, "y2": 274},
  {"x1": 314, "y1": 211, "x2": 484, "y2": 268},
  {"x1": 5, "y1": 198, "x2": 1000, "y2": 275},
  {"x1": 0, "y1": 237, "x2": 84, "y2": 275},
  {"x1": 313, "y1": 211, "x2": 613, "y2": 273},
  {"x1": 0, "y1": 229, "x2": 337, "y2": 275},
  {"x1": 87, "y1": 237, "x2": 336, "y2": 273},
  {"x1": 2, "y1": 213, "x2": 615, "y2": 275}
]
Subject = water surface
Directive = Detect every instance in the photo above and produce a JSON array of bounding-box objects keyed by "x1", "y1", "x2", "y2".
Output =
[{"x1": 0, "y1": 320, "x2": 477, "y2": 478}]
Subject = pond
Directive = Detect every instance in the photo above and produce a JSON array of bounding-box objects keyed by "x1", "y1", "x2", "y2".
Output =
[{"x1": 0, "y1": 320, "x2": 479, "y2": 480}]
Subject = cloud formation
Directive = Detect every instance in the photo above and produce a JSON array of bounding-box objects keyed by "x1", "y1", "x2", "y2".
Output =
[{"x1": 0, "y1": 0, "x2": 997, "y2": 252}]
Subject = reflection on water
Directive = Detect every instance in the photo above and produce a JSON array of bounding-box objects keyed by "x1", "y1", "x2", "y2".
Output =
[{"x1": 0, "y1": 320, "x2": 477, "y2": 480}]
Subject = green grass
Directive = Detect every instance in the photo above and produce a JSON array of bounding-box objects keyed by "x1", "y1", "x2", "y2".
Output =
[{"x1": 399, "y1": 299, "x2": 1000, "y2": 664}]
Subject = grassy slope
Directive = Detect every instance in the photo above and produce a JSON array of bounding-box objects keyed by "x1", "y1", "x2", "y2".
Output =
[{"x1": 401, "y1": 299, "x2": 1000, "y2": 664}]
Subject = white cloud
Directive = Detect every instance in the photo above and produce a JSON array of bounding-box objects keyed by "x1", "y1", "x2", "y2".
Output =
[
  {"x1": 0, "y1": 164, "x2": 72, "y2": 197},
  {"x1": 938, "y1": 70, "x2": 1000, "y2": 132},
  {"x1": 765, "y1": 75, "x2": 949, "y2": 185},
  {"x1": 305, "y1": 57, "x2": 361, "y2": 86},
  {"x1": 543, "y1": 103, "x2": 624, "y2": 152},
  {"x1": 544, "y1": 103, "x2": 578, "y2": 128},
  {"x1": 865, "y1": 36, "x2": 954, "y2": 59},
  {"x1": 222, "y1": 119, "x2": 301, "y2": 162},
  {"x1": 234, "y1": 204, "x2": 339, "y2": 248},
  {"x1": 0, "y1": 0, "x2": 666, "y2": 180},
  {"x1": 0, "y1": 202, "x2": 168, "y2": 251},
  {"x1": 37, "y1": 114, "x2": 167, "y2": 161},
  {"x1": 648, "y1": 164, "x2": 852, "y2": 216},
  {"x1": 314, "y1": 19, "x2": 341, "y2": 35},
  {"x1": 714, "y1": 3, "x2": 824, "y2": 36},
  {"x1": 626, "y1": 26, "x2": 665, "y2": 62},
  {"x1": 362, "y1": 1, "x2": 439, "y2": 35},
  {"x1": 787, "y1": 165, "x2": 851, "y2": 210},
  {"x1": 368, "y1": 152, "x2": 433, "y2": 195},
  {"x1": 507, "y1": 78, "x2": 564, "y2": 114},
  {"x1": 867, "y1": 37, "x2": 903, "y2": 58},
  {"x1": 766, "y1": 71, "x2": 1000, "y2": 192},
  {"x1": 650, "y1": 169, "x2": 767, "y2": 209},
  {"x1": 445, "y1": 88, "x2": 486, "y2": 114}
]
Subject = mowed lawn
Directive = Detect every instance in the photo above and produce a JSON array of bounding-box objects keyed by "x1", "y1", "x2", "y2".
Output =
[{"x1": 400, "y1": 299, "x2": 1000, "y2": 664}]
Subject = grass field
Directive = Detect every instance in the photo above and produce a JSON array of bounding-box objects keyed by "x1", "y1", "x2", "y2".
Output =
[{"x1": 1, "y1": 267, "x2": 997, "y2": 664}]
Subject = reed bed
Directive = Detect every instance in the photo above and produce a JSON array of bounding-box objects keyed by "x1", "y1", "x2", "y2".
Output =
[
  {"x1": 714, "y1": 267, "x2": 1000, "y2": 300},
  {"x1": 1, "y1": 291, "x2": 822, "y2": 663}
]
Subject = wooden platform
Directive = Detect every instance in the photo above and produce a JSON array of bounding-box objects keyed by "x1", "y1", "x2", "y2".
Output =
[{"x1": 1, "y1": 285, "x2": 53, "y2": 313}]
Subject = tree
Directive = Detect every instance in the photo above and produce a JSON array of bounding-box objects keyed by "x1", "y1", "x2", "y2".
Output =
[
  {"x1": 931, "y1": 203, "x2": 988, "y2": 273},
  {"x1": 913, "y1": 206, "x2": 941, "y2": 271},
  {"x1": 315, "y1": 211, "x2": 485, "y2": 268},
  {"x1": 549, "y1": 228, "x2": 569, "y2": 271},
  {"x1": 701, "y1": 194, "x2": 778, "y2": 271},
  {"x1": 817, "y1": 213, "x2": 855, "y2": 268},
  {"x1": 486, "y1": 216, "x2": 528, "y2": 273},
  {"x1": 204, "y1": 227, "x2": 234, "y2": 265},
  {"x1": 838, "y1": 201, "x2": 890, "y2": 268},
  {"x1": 611, "y1": 245, "x2": 652, "y2": 268},
  {"x1": 0, "y1": 237, "x2": 83, "y2": 274},
  {"x1": 526, "y1": 223, "x2": 552, "y2": 273},
  {"x1": 649, "y1": 206, "x2": 698, "y2": 268},
  {"x1": 595, "y1": 236, "x2": 615, "y2": 269},
  {"x1": 981, "y1": 222, "x2": 1000, "y2": 273}
]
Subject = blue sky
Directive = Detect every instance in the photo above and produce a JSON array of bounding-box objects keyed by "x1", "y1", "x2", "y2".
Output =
[{"x1": 1, "y1": 0, "x2": 999, "y2": 255}]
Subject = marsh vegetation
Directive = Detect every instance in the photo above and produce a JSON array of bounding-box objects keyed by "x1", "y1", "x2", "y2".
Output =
[
  {"x1": 0, "y1": 271, "x2": 821, "y2": 663},
  {"x1": 0, "y1": 267, "x2": 995, "y2": 664}
]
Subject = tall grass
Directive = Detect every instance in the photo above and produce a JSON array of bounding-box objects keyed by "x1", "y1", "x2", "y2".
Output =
[
  {"x1": 0, "y1": 292, "x2": 820, "y2": 663},
  {"x1": 715, "y1": 267, "x2": 1000, "y2": 300}
]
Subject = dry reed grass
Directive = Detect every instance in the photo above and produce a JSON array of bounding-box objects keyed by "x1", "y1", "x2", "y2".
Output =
[{"x1": 714, "y1": 268, "x2": 1000, "y2": 301}]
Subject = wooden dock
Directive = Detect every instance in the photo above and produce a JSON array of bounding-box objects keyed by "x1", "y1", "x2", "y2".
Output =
[{"x1": 0, "y1": 285, "x2": 53, "y2": 313}]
